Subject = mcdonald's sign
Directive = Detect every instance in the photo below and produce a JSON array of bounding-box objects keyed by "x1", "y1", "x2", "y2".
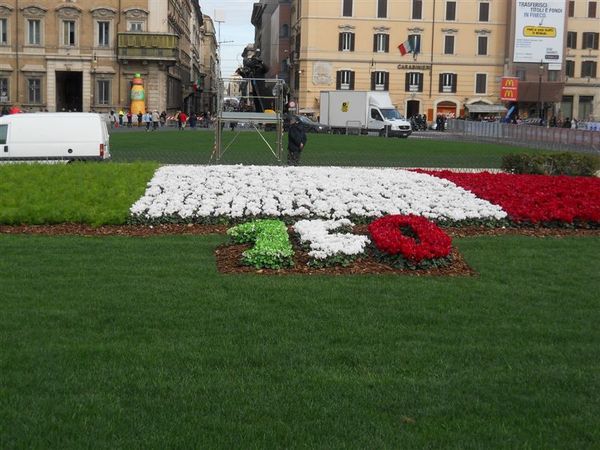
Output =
[{"x1": 500, "y1": 77, "x2": 519, "y2": 101}]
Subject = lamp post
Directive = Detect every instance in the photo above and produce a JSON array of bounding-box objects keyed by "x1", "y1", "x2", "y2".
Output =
[{"x1": 537, "y1": 60, "x2": 544, "y2": 120}]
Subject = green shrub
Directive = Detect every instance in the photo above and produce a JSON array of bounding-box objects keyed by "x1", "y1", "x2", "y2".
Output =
[
  {"x1": 502, "y1": 152, "x2": 600, "y2": 176},
  {"x1": 227, "y1": 220, "x2": 294, "y2": 269}
]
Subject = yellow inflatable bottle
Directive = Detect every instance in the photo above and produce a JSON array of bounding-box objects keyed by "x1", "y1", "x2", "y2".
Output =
[{"x1": 130, "y1": 73, "x2": 145, "y2": 114}]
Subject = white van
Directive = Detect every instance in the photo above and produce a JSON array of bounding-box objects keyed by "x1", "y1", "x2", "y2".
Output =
[{"x1": 0, "y1": 113, "x2": 111, "y2": 161}]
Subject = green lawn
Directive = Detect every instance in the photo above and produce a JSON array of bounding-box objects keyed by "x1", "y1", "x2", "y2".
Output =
[
  {"x1": 1, "y1": 234, "x2": 599, "y2": 448},
  {"x1": 0, "y1": 162, "x2": 158, "y2": 226},
  {"x1": 110, "y1": 129, "x2": 536, "y2": 168}
]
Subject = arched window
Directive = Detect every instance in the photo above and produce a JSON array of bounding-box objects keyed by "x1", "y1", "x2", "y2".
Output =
[{"x1": 280, "y1": 24, "x2": 289, "y2": 38}]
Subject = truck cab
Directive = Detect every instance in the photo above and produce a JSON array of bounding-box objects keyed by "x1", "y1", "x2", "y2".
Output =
[{"x1": 367, "y1": 93, "x2": 412, "y2": 138}]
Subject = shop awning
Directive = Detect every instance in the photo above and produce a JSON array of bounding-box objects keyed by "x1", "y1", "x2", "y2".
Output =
[{"x1": 466, "y1": 104, "x2": 507, "y2": 114}]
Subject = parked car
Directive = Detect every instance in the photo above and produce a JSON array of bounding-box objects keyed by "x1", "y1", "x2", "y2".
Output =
[{"x1": 282, "y1": 115, "x2": 330, "y2": 133}]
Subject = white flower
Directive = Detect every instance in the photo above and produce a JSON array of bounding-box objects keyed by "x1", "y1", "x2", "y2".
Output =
[{"x1": 130, "y1": 165, "x2": 507, "y2": 222}]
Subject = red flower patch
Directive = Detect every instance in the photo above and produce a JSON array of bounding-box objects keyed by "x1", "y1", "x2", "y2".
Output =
[
  {"x1": 368, "y1": 215, "x2": 452, "y2": 262},
  {"x1": 422, "y1": 171, "x2": 600, "y2": 225}
]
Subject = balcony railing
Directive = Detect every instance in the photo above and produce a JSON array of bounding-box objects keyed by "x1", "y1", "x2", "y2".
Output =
[{"x1": 117, "y1": 32, "x2": 179, "y2": 62}]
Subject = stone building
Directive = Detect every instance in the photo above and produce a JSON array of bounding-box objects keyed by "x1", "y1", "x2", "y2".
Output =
[
  {"x1": 0, "y1": 0, "x2": 214, "y2": 114},
  {"x1": 251, "y1": 0, "x2": 291, "y2": 82},
  {"x1": 199, "y1": 14, "x2": 218, "y2": 114},
  {"x1": 561, "y1": 0, "x2": 599, "y2": 121},
  {"x1": 282, "y1": 0, "x2": 596, "y2": 121}
]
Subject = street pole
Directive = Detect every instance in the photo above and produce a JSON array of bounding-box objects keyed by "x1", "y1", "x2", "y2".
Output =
[{"x1": 537, "y1": 61, "x2": 543, "y2": 120}]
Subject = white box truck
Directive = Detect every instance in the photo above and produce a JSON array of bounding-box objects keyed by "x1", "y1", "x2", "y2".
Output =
[
  {"x1": 0, "y1": 113, "x2": 111, "y2": 161},
  {"x1": 319, "y1": 91, "x2": 412, "y2": 138}
]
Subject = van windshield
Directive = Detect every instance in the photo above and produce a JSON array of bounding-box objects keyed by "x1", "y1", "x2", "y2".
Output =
[
  {"x1": 0, "y1": 124, "x2": 7, "y2": 144},
  {"x1": 380, "y1": 108, "x2": 404, "y2": 120}
]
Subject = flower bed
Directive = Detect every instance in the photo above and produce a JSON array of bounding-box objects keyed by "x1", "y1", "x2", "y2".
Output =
[
  {"x1": 130, "y1": 165, "x2": 506, "y2": 224},
  {"x1": 368, "y1": 215, "x2": 453, "y2": 269},
  {"x1": 227, "y1": 219, "x2": 293, "y2": 269},
  {"x1": 423, "y1": 170, "x2": 600, "y2": 225},
  {"x1": 293, "y1": 219, "x2": 370, "y2": 267}
]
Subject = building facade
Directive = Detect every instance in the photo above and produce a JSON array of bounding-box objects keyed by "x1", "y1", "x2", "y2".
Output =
[
  {"x1": 281, "y1": 0, "x2": 597, "y2": 121},
  {"x1": 561, "y1": 0, "x2": 599, "y2": 121},
  {"x1": 251, "y1": 0, "x2": 291, "y2": 82},
  {"x1": 0, "y1": 0, "x2": 215, "y2": 114}
]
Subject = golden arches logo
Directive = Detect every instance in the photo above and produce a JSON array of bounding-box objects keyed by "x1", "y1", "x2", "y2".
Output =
[{"x1": 502, "y1": 90, "x2": 515, "y2": 98}]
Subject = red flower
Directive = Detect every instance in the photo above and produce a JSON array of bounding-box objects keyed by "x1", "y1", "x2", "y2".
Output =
[
  {"x1": 368, "y1": 215, "x2": 452, "y2": 262},
  {"x1": 420, "y1": 171, "x2": 600, "y2": 225}
]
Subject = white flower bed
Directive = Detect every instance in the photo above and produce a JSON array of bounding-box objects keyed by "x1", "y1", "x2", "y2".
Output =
[
  {"x1": 293, "y1": 219, "x2": 370, "y2": 260},
  {"x1": 130, "y1": 165, "x2": 507, "y2": 222}
]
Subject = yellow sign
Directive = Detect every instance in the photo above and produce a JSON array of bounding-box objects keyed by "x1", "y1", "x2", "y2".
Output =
[
  {"x1": 341, "y1": 102, "x2": 349, "y2": 112},
  {"x1": 523, "y1": 26, "x2": 556, "y2": 38}
]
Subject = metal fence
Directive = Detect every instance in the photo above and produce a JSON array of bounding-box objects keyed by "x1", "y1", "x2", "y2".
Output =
[{"x1": 447, "y1": 120, "x2": 600, "y2": 154}]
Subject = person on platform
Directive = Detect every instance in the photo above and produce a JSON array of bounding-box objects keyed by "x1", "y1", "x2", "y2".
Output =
[{"x1": 287, "y1": 115, "x2": 307, "y2": 166}]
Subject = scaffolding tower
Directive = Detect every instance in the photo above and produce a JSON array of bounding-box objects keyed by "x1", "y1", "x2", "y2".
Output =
[{"x1": 211, "y1": 77, "x2": 286, "y2": 163}]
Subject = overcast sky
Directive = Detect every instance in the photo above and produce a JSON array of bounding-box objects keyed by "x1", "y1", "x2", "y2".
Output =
[{"x1": 200, "y1": 0, "x2": 255, "y2": 77}]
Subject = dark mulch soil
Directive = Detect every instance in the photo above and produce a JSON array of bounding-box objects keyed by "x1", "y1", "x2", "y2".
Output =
[
  {"x1": 1, "y1": 224, "x2": 598, "y2": 238},
  {"x1": 0, "y1": 223, "x2": 229, "y2": 236},
  {"x1": 215, "y1": 244, "x2": 475, "y2": 277}
]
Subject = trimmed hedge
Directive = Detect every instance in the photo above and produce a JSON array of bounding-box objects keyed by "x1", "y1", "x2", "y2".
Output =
[{"x1": 502, "y1": 152, "x2": 600, "y2": 177}]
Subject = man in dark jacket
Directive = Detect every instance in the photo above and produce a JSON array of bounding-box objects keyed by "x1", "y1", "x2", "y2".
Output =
[{"x1": 287, "y1": 116, "x2": 307, "y2": 166}]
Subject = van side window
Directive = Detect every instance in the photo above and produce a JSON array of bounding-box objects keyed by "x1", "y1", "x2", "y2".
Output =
[
  {"x1": 0, "y1": 124, "x2": 7, "y2": 144},
  {"x1": 371, "y1": 109, "x2": 383, "y2": 121}
]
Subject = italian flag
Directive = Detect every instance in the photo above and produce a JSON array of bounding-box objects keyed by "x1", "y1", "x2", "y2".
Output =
[{"x1": 398, "y1": 39, "x2": 413, "y2": 56}]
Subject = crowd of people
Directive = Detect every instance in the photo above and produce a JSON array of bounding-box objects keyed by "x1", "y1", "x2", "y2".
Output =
[{"x1": 105, "y1": 110, "x2": 215, "y2": 130}]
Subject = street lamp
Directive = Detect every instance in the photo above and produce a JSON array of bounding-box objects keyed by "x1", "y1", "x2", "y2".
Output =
[{"x1": 537, "y1": 61, "x2": 544, "y2": 120}]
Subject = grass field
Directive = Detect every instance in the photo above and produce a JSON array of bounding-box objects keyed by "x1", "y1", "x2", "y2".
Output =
[
  {"x1": 1, "y1": 234, "x2": 599, "y2": 448},
  {"x1": 0, "y1": 162, "x2": 157, "y2": 226},
  {"x1": 109, "y1": 128, "x2": 536, "y2": 168}
]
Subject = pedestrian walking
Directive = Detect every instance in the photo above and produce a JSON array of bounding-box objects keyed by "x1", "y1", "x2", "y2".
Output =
[
  {"x1": 287, "y1": 115, "x2": 307, "y2": 166},
  {"x1": 118, "y1": 109, "x2": 124, "y2": 127},
  {"x1": 144, "y1": 111, "x2": 151, "y2": 131},
  {"x1": 137, "y1": 111, "x2": 143, "y2": 127},
  {"x1": 126, "y1": 111, "x2": 132, "y2": 127},
  {"x1": 160, "y1": 111, "x2": 167, "y2": 127},
  {"x1": 152, "y1": 110, "x2": 160, "y2": 131}
]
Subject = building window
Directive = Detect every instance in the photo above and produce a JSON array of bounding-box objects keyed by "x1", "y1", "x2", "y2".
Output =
[
  {"x1": 588, "y1": 1, "x2": 597, "y2": 18},
  {"x1": 98, "y1": 21, "x2": 110, "y2": 47},
  {"x1": 63, "y1": 20, "x2": 76, "y2": 46},
  {"x1": 371, "y1": 71, "x2": 389, "y2": 91},
  {"x1": 475, "y1": 73, "x2": 487, "y2": 94},
  {"x1": 547, "y1": 70, "x2": 560, "y2": 82},
  {"x1": 96, "y1": 79, "x2": 111, "y2": 105},
  {"x1": 408, "y1": 34, "x2": 422, "y2": 54},
  {"x1": 336, "y1": 70, "x2": 355, "y2": 90},
  {"x1": 446, "y1": 1, "x2": 456, "y2": 20},
  {"x1": 477, "y1": 36, "x2": 488, "y2": 55},
  {"x1": 479, "y1": 2, "x2": 490, "y2": 22},
  {"x1": 567, "y1": 31, "x2": 577, "y2": 49},
  {"x1": 373, "y1": 33, "x2": 389, "y2": 53},
  {"x1": 581, "y1": 61, "x2": 598, "y2": 78},
  {"x1": 579, "y1": 96, "x2": 594, "y2": 120},
  {"x1": 516, "y1": 69, "x2": 526, "y2": 81},
  {"x1": 338, "y1": 32, "x2": 355, "y2": 51},
  {"x1": 280, "y1": 24, "x2": 289, "y2": 38},
  {"x1": 27, "y1": 79, "x2": 41, "y2": 104},
  {"x1": 0, "y1": 18, "x2": 7, "y2": 45},
  {"x1": 377, "y1": 0, "x2": 388, "y2": 18},
  {"x1": 405, "y1": 72, "x2": 423, "y2": 92},
  {"x1": 582, "y1": 32, "x2": 599, "y2": 50},
  {"x1": 439, "y1": 73, "x2": 457, "y2": 93},
  {"x1": 444, "y1": 35, "x2": 455, "y2": 55},
  {"x1": 568, "y1": 1, "x2": 575, "y2": 17},
  {"x1": 561, "y1": 96, "x2": 574, "y2": 118},
  {"x1": 342, "y1": 0, "x2": 353, "y2": 17},
  {"x1": 27, "y1": 19, "x2": 41, "y2": 45},
  {"x1": 128, "y1": 21, "x2": 144, "y2": 32},
  {"x1": 566, "y1": 60, "x2": 575, "y2": 77},
  {"x1": 412, "y1": 0, "x2": 423, "y2": 20},
  {"x1": 0, "y1": 77, "x2": 8, "y2": 102}
]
